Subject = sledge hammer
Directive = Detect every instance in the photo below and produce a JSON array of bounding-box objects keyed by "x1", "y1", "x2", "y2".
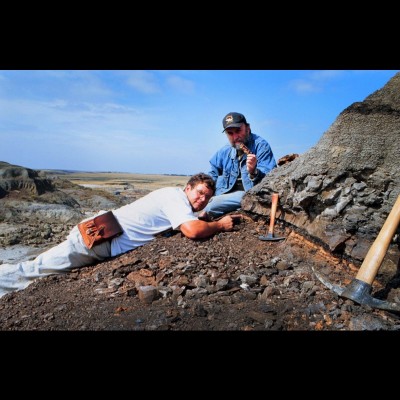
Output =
[{"x1": 313, "y1": 194, "x2": 400, "y2": 312}]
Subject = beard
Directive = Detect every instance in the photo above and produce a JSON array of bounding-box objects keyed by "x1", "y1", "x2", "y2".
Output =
[
  {"x1": 231, "y1": 131, "x2": 250, "y2": 148},
  {"x1": 233, "y1": 131, "x2": 251, "y2": 154}
]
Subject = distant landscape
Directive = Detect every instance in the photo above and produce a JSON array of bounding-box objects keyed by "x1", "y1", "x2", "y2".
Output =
[
  {"x1": 0, "y1": 168, "x2": 192, "y2": 265},
  {"x1": 40, "y1": 170, "x2": 190, "y2": 194}
]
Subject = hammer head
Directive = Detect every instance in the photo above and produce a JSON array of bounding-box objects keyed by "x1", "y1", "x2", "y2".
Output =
[
  {"x1": 259, "y1": 233, "x2": 285, "y2": 242},
  {"x1": 312, "y1": 267, "x2": 400, "y2": 313}
]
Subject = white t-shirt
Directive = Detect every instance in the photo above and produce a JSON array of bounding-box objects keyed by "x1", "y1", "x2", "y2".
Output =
[{"x1": 110, "y1": 187, "x2": 198, "y2": 257}]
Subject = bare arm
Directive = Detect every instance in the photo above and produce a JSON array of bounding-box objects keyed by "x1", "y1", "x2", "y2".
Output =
[{"x1": 180, "y1": 215, "x2": 241, "y2": 239}]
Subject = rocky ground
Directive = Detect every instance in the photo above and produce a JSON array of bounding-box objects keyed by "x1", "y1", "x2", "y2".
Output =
[{"x1": 1, "y1": 188, "x2": 400, "y2": 331}]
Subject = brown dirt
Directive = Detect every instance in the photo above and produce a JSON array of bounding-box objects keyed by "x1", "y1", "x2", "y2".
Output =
[{"x1": 1, "y1": 212, "x2": 400, "y2": 331}]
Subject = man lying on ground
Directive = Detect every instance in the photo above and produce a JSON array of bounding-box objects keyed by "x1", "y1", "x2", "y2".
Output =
[{"x1": 0, "y1": 172, "x2": 241, "y2": 298}]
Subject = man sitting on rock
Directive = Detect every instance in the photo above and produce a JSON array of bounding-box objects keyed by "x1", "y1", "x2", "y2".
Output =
[
  {"x1": 199, "y1": 112, "x2": 277, "y2": 221},
  {"x1": 0, "y1": 173, "x2": 241, "y2": 298}
]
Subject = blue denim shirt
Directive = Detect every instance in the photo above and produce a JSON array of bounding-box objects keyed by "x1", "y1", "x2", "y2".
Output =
[{"x1": 208, "y1": 133, "x2": 277, "y2": 195}]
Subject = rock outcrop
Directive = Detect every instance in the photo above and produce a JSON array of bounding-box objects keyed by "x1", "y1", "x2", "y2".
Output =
[
  {"x1": 0, "y1": 161, "x2": 55, "y2": 198},
  {"x1": 0, "y1": 162, "x2": 132, "y2": 253},
  {"x1": 242, "y1": 72, "x2": 400, "y2": 265}
]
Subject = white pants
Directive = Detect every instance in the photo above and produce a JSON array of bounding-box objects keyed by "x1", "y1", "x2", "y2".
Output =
[{"x1": 0, "y1": 225, "x2": 111, "y2": 298}]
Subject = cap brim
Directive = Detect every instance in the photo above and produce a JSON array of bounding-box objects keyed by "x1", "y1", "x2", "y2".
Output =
[{"x1": 222, "y1": 123, "x2": 243, "y2": 132}]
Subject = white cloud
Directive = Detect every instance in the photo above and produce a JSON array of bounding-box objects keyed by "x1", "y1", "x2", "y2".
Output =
[
  {"x1": 288, "y1": 71, "x2": 345, "y2": 94},
  {"x1": 289, "y1": 79, "x2": 322, "y2": 93},
  {"x1": 309, "y1": 70, "x2": 344, "y2": 81},
  {"x1": 166, "y1": 75, "x2": 195, "y2": 94},
  {"x1": 125, "y1": 70, "x2": 161, "y2": 94},
  {"x1": 0, "y1": 97, "x2": 165, "y2": 143}
]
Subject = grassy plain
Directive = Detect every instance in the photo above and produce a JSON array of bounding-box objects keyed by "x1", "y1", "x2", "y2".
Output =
[{"x1": 47, "y1": 171, "x2": 190, "y2": 193}]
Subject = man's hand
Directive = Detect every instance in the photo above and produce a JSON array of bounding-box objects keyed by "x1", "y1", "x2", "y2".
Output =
[
  {"x1": 216, "y1": 214, "x2": 242, "y2": 231},
  {"x1": 246, "y1": 153, "x2": 257, "y2": 175}
]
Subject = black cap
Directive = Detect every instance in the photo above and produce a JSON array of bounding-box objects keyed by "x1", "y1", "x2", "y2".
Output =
[{"x1": 222, "y1": 112, "x2": 247, "y2": 132}]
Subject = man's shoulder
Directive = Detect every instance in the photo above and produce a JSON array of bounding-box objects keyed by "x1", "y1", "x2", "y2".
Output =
[
  {"x1": 150, "y1": 187, "x2": 186, "y2": 203},
  {"x1": 250, "y1": 132, "x2": 267, "y2": 142},
  {"x1": 215, "y1": 144, "x2": 233, "y2": 154},
  {"x1": 149, "y1": 187, "x2": 182, "y2": 198},
  {"x1": 251, "y1": 133, "x2": 271, "y2": 147},
  {"x1": 155, "y1": 187, "x2": 181, "y2": 194}
]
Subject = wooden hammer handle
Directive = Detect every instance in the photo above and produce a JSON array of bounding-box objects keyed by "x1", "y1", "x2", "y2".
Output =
[
  {"x1": 268, "y1": 193, "x2": 279, "y2": 235},
  {"x1": 356, "y1": 195, "x2": 400, "y2": 284}
]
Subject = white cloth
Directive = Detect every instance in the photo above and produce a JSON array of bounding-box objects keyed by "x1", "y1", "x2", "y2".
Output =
[
  {"x1": 0, "y1": 187, "x2": 197, "y2": 298},
  {"x1": 0, "y1": 226, "x2": 111, "y2": 298}
]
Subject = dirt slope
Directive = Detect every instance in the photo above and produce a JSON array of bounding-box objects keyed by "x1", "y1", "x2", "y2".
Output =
[{"x1": 1, "y1": 212, "x2": 399, "y2": 331}]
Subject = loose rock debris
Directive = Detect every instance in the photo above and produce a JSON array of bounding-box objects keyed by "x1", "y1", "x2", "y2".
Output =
[{"x1": 1, "y1": 212, "x2": 400, "y2": 331}]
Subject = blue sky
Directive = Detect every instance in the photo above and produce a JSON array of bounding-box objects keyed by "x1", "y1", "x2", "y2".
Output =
[{"x1": 0, "y1": 70, "x2": 398, "y2": 175}]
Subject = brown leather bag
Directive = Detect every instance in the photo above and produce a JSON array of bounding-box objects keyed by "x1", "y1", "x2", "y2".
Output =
[{"x1": 78, "y1": 211, "x2": 123, "y2": 249}]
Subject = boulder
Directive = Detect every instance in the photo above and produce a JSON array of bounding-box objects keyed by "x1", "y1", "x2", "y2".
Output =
[{"x1": 242, "y1": 72, "x2": 400, "y2": 264}]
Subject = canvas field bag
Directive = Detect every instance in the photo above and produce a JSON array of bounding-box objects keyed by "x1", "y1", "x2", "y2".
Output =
[{"x1": 78, "y1": 211, "x2": 123, "y2": 249}]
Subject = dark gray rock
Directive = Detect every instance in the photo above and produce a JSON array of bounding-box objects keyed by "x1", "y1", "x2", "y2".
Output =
[{"x1": 242, "y1": 72, "x2": 400, "y2": 266}]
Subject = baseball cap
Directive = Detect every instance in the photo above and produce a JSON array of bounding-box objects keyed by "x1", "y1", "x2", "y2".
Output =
[{"x1": 222, "y1": 112, "x2": 247, "y2": 132}]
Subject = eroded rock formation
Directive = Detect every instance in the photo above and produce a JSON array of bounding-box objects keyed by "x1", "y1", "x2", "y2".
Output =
[
  {"x1": 242, "y1": 72, "x2": 400, "y2": 265},
  {"x1": 0, "y1": 161, "x2": 55, "y2": 198}
]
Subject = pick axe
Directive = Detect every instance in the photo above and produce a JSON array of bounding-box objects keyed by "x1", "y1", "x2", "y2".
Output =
[{"x1": 313, "y1": 194, "x2": 400, "y2": 312}]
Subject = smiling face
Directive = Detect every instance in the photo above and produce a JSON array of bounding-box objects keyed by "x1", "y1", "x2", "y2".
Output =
[
  {"x1": 225, "y1": 123, "x2": 251, "y2": 147},
  {"x1": 185, "y1": 183, "x2": 214, "y2": 212}
]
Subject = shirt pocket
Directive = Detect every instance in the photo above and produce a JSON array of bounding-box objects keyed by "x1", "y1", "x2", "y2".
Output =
[{"x1": 216, "y1": 174, "x2": 229, "y2": 190}]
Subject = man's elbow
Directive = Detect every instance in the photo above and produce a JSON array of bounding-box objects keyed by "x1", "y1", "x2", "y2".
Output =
[
  {"x1": 181, "y1": 228, "x2": 203, "y2": 240},
  {"x1": 180, "y1": 223, "x2": 209, "y2": 240},
  {"x1": 186, "y1": 233, "x2": 201, "y2": 240}
]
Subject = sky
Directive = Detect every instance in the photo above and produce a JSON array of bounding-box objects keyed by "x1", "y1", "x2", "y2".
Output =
[{"x1": 0, "y1": 70, "x2": 398, "y2": 176}]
